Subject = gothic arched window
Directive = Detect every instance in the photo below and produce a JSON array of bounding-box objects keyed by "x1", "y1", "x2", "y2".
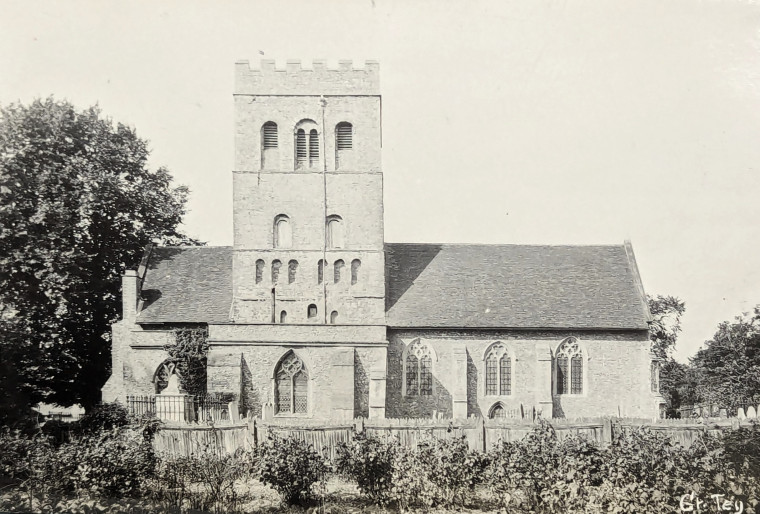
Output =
[
  {"x1": 274, "y1": 352, "x2": 308, "y2": 415},
  {"x1": 326, "y1": 215, "x2": 343, "y2": 249},
  {"x1": 556, "y1": 337, "x2": 583, "y2": 395},
  {"x1": 288, "y1": 260, "x2": 298, "y2": 284},
  {"x1": 489, "y1": 403, "x2": 507, "y2": 419},
  {"x1": 404, "y1": 340, "x2": 434, "y2": 397},
  {"x1": 484, "y1": 342, "x2": 512, "y2": 396},
  {"x1": 274, "y1": 215, "x2": 292, "y2": 248}
]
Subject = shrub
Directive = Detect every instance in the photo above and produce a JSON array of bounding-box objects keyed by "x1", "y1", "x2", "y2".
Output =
[
  {"x1": 335, "y1": 431, "x2": 397, "y2": 504},
  {"x1": 420, "y1": 436, "x2": 488, "y2": 508},
  {"x1": 75, "y1": 402, "x2": 130, "y2": 435},
  {"x1": 486, "y1": 419, "x2": 563, "y2": 513},
  {"x1": 258, "y1": 434, "x2": 328, "y2": 506}
]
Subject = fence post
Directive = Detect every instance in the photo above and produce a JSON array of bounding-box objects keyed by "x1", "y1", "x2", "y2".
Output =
[
  {"x1": 481, "y1": 416, "x2": 487, "y2": 453},
  {"x1": 602, "y1": 418, "x2": 612, "y2": 446}
]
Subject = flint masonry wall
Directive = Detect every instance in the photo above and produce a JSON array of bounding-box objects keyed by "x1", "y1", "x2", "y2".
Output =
[{"x1": 386, "y1": 329, "x2": 659, "y2": 419}]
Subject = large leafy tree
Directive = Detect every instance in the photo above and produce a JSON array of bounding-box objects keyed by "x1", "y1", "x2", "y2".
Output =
[
  {"x1": 690, "y1": 307, "x2": 760, "y2": 409},
  {"x1": 647, "y1": 295, "x2": 688, "y2": 416},
  {"x1": 0, "y1": 98, "x2": 197, "y2": 411},
  {"x1": 648, "y1": 295, "x2": 686, "y2": 360}
]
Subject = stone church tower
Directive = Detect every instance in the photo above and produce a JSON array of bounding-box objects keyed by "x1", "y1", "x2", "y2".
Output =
[
  {"x1": 103, "y1": 59, "x2": 661, "y2": 422},
  {"x1": 205, "y1": 60, "x2": 388, "y2": 419}
]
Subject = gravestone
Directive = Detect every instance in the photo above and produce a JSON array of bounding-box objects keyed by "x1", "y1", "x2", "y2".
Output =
[
  {"x1": 719, "y1": 408, "x2": 727, "y2": 418},
  {"x1": 155, "y1": 371, "x2": 191, "y2": 423},
  {"x1": 738, "y1": 407, "x2": 746, "y2": 420},
  {"x1": 747, "y1": 406, "x2": 757, "y2": 419}
]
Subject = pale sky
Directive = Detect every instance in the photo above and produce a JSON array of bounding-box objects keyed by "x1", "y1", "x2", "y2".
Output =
[{"x1": 2, "y1": 0, "x2": 759, "y2": 362}]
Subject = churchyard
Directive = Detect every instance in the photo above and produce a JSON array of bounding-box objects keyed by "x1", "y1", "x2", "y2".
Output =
[{"x1": 1, "y1": 403, "x2": 759, "y2": 514}]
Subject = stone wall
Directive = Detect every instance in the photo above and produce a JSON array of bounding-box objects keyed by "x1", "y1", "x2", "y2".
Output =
[
  {"x1": 207, "y1": 342, "x2": 387, "y2": 420},
  {"x1": 386, "y1": 329, "x2": 658, "y2": 419}
]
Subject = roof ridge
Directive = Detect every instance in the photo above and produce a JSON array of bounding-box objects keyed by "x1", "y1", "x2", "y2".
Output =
[{"x1": 385, "y1": 242, "x2": 625, "y2": 248}]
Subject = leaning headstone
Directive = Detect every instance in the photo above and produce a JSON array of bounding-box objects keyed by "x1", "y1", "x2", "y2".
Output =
[
  {"x1": 747, "y1": 406, "x2": 757, "y2": 419},
  {"x1": 737, "y1": 407, "x2": 746, "y2": 420}
]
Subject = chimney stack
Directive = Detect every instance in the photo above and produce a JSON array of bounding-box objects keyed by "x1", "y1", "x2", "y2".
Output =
[{"x1": 121, "y1": 270, "x2": 140, "y2": 321}]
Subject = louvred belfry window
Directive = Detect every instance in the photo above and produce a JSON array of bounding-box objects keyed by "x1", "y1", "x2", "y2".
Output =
[
  {"x1": 335, "y1": 122, "x2": 353, "y2": 170},
  {"x1": 262, "y1": 122, "x2": 278, "y2": 148},
  {"x1": 295, "y1": 129, "x2": 307, "y2": 168},
  {"x1": 261, "y1": 122, "x2": 278, "y2": 169},
  {"x1": 556, "y1": 337, "x2": 583, "y2": 395},
  {"x1": 309, "y1": 129, "x2": 319, "y2": 167},
  {"x1": 274, "y1": 352, "x2": 308, "y2": 415}
]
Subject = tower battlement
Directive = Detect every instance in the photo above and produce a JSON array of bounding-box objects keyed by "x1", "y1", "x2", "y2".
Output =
[{"x1": 235, "y1": 59, "x2": 380, "y2": 96}]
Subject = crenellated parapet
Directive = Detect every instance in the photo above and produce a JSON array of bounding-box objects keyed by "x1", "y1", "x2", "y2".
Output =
[{"x1": 235, "y1": 59, "x2": 380, "y2": 96}]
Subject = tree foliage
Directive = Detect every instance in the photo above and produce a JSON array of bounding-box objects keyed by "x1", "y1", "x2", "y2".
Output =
[
  {"x1": 690, "y1": 306, "x2": 760, "y2": 409},
  {"x1": 162, "y1": 326, "x2": 209, "y2": 397},
  {"x1": 648, "y1": 294, "x2": 686, "y2": 360},
  {"x1": 0, "y1": 97, "x2": 198, "y2": 410}
]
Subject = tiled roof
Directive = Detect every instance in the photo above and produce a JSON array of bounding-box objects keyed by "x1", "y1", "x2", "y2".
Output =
[
  {"x1": 135, "y1": 243, "x2": 651, "y2": 330},
  {"x1": 136, "y1": 246, "x2": 232, "y2": 324},
  {"x1": 385, "y1": 243, "x2": 650, "y2": 330}
]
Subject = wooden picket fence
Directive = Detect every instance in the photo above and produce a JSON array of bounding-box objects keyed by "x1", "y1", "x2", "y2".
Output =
[{"x1": 152, "y1": 416, "x2": 756, "y2": 458}]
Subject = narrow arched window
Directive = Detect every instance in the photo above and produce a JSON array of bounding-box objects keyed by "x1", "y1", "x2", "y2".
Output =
[
  {"x1": 351, "y1": 259, "x2": 361, "y2": 285},
  {"x1": 334, "y1": 259, "x2": 345, "y2": 284},
  {"x1": 309, "y1": 129, "x2": 319, "y2": 168},
  {"x1": 335, "y1": 122, "x2": 353, "y2": 170},
  {"x1": 261, "y1": 122, "x2": 278, "y2": 169},
  {"x1": 330, "y1": 311, "x2": 338, "y2": 324},
  {"x1": 556, "y1": 337, "x2": 583, "y2": 395},
  {"x1": 274, "y1": 215, "x2": 292, "y2": 248},
  {"x1": 317, "y1": 259, "x2": 324, "y2": 285},
  {"x1": 279, "y1": 310, "x2": 287, "y2": 324},
  {"x1": 288, "y1": 260, "x2": 298, "y2": 284},
  {"x1": 271, "y1": 260, "x2": 281, "y2": 284},
  {"x1": 295, "y1": 120, "x2": 319, "y2": 170},
  {"x1": 404, "y1": 340, "x2": 434, "y2": 397},
  {"x1": 295, "y1": 129, "x2": 307, "y2": 169},
  {"x1": 484, "y1": 343, "x2": 511, "y2": 396},
  {"x1": 326, "y1": 216, "x2": 343, "y2": 249},
  {"x1": 274, "y1": 352, "x2": 308, "y2": 415},
  {"x1": 308, "y1": 304, "x2": 318, "y2": 319},
  {"x1": 255, "y1": 259, "x2": 265, "y2": 284}
]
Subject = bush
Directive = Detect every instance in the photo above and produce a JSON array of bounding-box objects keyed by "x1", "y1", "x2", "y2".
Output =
[
  {"x1": 422, "y1": 436, "x2": 489, "y2": 508},
  {"x1": 258, "y1": 434, "x2": 328, "y2": 506},
  {"x1": 75, "y1": 402, "x2": 130, "y2": 435},
  {"x1": 335, "y1": 431, "x2": 396, "y2": 504}
]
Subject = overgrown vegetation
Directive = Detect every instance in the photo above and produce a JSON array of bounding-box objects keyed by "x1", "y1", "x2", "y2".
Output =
[{"x1": 2, "y1": 413, "x2": 760, "y2": 513}]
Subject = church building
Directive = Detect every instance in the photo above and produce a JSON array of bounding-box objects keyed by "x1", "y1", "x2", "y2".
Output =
[{"x1": 102, "y1": 60, "x2": 662, "y2": 420}]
